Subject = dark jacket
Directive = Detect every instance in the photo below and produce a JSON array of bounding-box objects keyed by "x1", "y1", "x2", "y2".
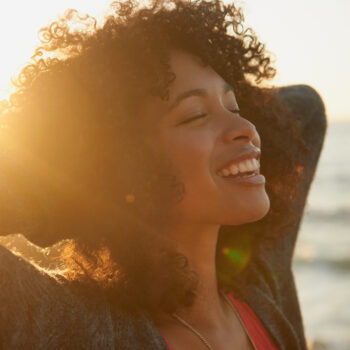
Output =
[{"x1": 0, "y1": 85, "x2": 327, "y2": 350}]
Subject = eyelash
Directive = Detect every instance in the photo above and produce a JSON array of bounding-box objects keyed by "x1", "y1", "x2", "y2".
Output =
[
  {"x1": 179, "y1": 109, "x2": 240, "y2": 125},
  {"x1": 180, "y1": 113, "x2": 207, "y2": 125}
]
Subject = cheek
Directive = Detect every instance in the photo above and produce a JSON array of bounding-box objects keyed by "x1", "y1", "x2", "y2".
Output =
[
  {"x1": 163, "y1": 129, "x2": 215, "y2": 184},
  {"x1": 161, "y1": 129, "x2": 224, "y2": 222}
]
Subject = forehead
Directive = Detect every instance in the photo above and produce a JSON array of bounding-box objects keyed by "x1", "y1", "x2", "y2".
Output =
[
  {"x1": 138, "y1": 50, "x2": 229, "y2": 127},
  {"x1": 168, "y1": 50, "x2": 227, "y2": 98}
]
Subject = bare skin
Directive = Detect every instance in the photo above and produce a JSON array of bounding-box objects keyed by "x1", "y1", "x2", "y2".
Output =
[{"x1": 141, "y1": 51, "x2": 270, "y2": 349}]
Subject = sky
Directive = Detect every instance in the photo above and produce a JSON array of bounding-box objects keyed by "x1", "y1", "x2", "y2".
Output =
[{"x1": 0, "y1": 0, "x2": 349, "y2": 122}]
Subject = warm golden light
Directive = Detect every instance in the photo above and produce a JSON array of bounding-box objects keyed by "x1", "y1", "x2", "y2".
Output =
[
  {"x1": 0, "y1": 0, "x2": 110, "y2": 100},
  {"x1": 0, "y1": 0, "x2": 349, "y2": 121},
  {"x1": 241, "y1": 0, "x2": 350, "y2": 122}
]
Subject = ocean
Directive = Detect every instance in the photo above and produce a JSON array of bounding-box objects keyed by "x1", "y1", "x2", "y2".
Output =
[{"x1": 293, "y1": 121, "x2": 350, "y2": 350}]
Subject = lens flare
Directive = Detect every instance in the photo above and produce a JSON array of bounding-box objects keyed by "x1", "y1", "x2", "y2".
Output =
[
  {"x1": 221, "y1": 246, "x2": 251, "y2": 272},
  {"x1": 125, "y1": 193, "x2": 135, "y2": 203}
]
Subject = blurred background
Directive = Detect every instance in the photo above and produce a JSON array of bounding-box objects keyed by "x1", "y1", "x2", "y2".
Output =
[{"x1": 0, "y1": 1, "x2": 349, "y2": 349}]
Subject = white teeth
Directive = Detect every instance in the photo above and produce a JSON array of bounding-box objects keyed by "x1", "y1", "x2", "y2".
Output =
[
  {"x1": 219, "y1": 157, "x2": 260, "y2": 177},
  {"x1": 246, "y1": 159, "x2": 254, "y2": 171},
  {"x1": 229, "y1": 164, "x2": 239, "y2": 175},
  {"x1": 238, "y1": 162, "x2": 248, "y2": 173}
]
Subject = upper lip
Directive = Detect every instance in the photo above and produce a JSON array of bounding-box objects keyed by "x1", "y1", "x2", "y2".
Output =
[{"x1": 216, "y1": 147, "x2": 261, "y2": 173}]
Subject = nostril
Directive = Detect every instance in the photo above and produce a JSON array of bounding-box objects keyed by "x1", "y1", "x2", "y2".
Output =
[{"x1": 233, "y1": 135, "x2": 249, "y2": 141}]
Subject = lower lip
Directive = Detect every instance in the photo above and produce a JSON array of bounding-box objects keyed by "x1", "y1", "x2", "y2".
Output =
[{"x1": 220, "y1": 174, "x2": 266, "y2": 185}]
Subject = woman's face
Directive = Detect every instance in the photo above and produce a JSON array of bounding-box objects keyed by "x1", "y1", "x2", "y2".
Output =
[{"x1": 141, "y1": 50, "x2": 270, "y2": 227}]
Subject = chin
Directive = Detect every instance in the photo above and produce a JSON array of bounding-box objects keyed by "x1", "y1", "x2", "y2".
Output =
[
  {"x1": 224, "y1": 192, "x2": 270, "y2": 226},
  {"x1": 244, "y1": 193, "x2": 270, "y2": 224}
]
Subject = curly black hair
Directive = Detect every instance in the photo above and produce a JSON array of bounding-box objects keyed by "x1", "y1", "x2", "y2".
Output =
[{"x1": 0, "y1": 0, "x2": 308, "y2": 316}]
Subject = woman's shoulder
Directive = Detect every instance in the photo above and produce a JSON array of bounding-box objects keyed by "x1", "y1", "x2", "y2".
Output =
[
  {"x1": 0, "y1": 244, "x2": 61, "y2": 304},
  {"x1": 0, "y1": 243, "x2": 65, "y2": 295},
  {"x1": 0, "y1": 245, "x2": 116, "y2": 349},
  {"x1": 0, "y1": 245, "x2": 69, "y2": 346}
]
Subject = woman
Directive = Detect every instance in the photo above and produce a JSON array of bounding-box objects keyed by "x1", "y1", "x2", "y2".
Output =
[{"x1": 0, "y1": 0, "x2": 327, "y2": 349}]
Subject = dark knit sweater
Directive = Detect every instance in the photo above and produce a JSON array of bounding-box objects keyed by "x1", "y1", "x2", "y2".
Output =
[{"x1": 0, "y1": 85, "x2": 327, "y2": 350}]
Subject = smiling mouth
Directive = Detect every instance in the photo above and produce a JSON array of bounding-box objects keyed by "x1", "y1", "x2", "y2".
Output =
[
  {"x1": 217, "y1": 169, "x2": 265, "y2": 185},
  {"x1": 222, "y1": 170, "x2": 259, "y2": 179},
  {"x1": 217, "y1": 158, "x2": 260, "y2": 179}
]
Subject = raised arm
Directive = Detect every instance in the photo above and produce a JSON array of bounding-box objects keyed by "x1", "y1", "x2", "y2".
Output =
[
  {"x1": 272, "y1": 84, "x2": 327, "y2": 262},
  {"x1": 244, "y1": 85, "x2": 327, "y2": 349}
]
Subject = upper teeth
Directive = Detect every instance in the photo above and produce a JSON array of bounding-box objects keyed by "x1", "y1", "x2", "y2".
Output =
[{"x1": 219, "y1": 158, "x2": 259, "y2": 177}]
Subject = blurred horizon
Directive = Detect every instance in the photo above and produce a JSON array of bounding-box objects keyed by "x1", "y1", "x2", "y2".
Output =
[{"x1": 0, "y1": 0, "x2": 349, "y2": 122}]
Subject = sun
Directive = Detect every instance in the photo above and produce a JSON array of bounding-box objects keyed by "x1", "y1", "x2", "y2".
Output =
[{"x1": 0, "y1": 0, "x2": 113, "y2": 102}]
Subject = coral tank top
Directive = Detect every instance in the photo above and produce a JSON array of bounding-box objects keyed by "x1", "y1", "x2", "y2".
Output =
[{"x1": 161, "y1": 292, "x2": 278, "y2": 350}]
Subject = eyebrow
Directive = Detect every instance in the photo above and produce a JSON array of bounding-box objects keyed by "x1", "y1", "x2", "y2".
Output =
[{"x1": 168, "y1": 83, "x2": 235, "y2": 112}]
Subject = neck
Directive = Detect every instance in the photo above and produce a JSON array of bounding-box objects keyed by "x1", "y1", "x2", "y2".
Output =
[{"x1": 163, "y1": 222, "x2": 230, "y2": 330}]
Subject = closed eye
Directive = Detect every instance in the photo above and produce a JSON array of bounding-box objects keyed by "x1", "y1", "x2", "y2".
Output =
[
  {"x1": 177, "y1": 113, "x2": 208, "y2": 126},
  {"x1": 177, "y1": 108, "x2": 240, "y2": 126}
]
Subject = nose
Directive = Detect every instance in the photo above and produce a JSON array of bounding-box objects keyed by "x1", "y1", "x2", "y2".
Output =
[{"x1": 222, "y1": 113, "x2": 260, "y2": 147}]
